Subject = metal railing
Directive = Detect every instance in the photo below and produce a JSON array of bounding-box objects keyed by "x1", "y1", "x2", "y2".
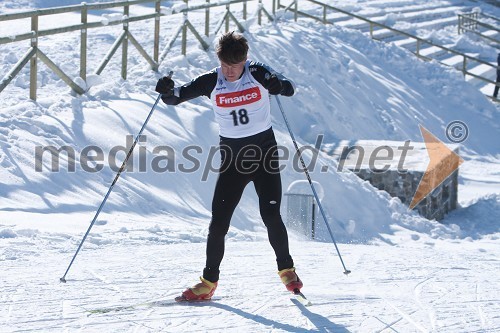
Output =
[
  {"x1": 458, "y1": 11, "x2": 500, "y2": 45},
  {"x1": 277, "y1": 0, "x2": 500, "y2": 102},
  {"x1": 458, "y1": 11, "x2": 479, "y2": 33},
  {"x1": 0, "y1": 0, "x2": 274, "y2": 101}
]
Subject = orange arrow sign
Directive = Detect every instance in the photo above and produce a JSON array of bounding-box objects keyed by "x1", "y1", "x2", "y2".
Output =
[{"x1": 409, "y1": 125, "x2": 464, "y2": 210}]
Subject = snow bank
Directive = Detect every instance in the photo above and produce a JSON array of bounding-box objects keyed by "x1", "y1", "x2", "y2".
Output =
[
  {"x1": 0, "y1": 228, "x2": 17, "y2": 238},
  {"x1": 0, "y1": 4, "x2": 498, "y2": 245},
  {"x1": 444, "y1": 193, "x2": 500, "y2": 240}
]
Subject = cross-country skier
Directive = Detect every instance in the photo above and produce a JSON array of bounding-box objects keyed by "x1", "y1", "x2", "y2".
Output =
[{"x1": 155, "y1": 31, "x2": 302, "y2": 301}]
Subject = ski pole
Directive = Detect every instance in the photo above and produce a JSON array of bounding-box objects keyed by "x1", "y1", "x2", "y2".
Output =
[
  {"x1": 274, "y1": 95, "x2": 351, "y2": 275},
  {"x1": 60, "y1": 71, "x2": 173, "y2": 283}
]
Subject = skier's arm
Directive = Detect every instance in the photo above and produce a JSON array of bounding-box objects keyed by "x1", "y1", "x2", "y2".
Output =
[
  {"x1": 249, "y1": 61, "x2": 295, "y2": 96},
  {"x1": 156, "y1": 70, "x2": 217, "y2": 105}
]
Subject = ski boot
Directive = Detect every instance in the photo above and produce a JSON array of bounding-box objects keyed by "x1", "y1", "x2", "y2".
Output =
[
  {"x1": 278, "y1": 267, "x2": 303, "y2": 292},
  {"x1": 175, "y1": 277, "x2": 218, "y2": 302}
]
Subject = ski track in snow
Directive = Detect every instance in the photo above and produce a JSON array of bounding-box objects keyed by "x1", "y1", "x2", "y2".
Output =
[{"x1": 1, "y1": 237, "x2": 499, "y2": 332}]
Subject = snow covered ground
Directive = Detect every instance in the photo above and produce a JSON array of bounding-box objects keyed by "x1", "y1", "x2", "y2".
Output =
[
  {"x1": 0, "y1": 0, "x2": 499, "y2": 332},
  {"x1": 2, "y1": 236, "x2": 499, "y2": 332}
]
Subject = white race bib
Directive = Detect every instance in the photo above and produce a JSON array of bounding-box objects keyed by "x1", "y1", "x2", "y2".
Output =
[{"x1": 210, "y1": 61, "x2": 271, "y2": 138}]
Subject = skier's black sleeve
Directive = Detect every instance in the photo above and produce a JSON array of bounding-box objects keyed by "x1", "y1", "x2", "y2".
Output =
[
  {"x1": 161, "y1": 69, "x2": 217, "y2": 105},
  {"x1": 249, "y1": 61, "x2": 295, "y2": 96}
]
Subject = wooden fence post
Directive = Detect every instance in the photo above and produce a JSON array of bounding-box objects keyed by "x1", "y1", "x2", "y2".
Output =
[
  {"x1": 122, "y1": 5, "x2": 129, "y2": 80},
  {"x1": 81, "y1": 3, "x2": 87, "y2": 81},
  {"x1": 30, "y1": 14, "x2": 38, "y2": 100},
  {"x1": 154, "y1": 0, "x2": 160, "y2": 63},
  {"x1": 182, "y1": 0, "x2": 188, "y2": 55},
  {"x1": 295, "y1": 0, "x2": 298, "y2": 22},
  {"x1": 205, "y1": 0, "x2": 210, "y2": 36},
  {"x1": 258, "y1": 0, "x2": 262, "y2": 25},
  {"x1": 225, "y1": 4, "x2": 230, "y2": 33}
]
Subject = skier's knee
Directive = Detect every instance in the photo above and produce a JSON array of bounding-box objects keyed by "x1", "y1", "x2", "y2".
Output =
[
  {"x1": 208, "y1": 219, "x2": 230, "y2": 236},
  {"x1": 260, "y1": 203, "x2": 281, "y2": 226}
]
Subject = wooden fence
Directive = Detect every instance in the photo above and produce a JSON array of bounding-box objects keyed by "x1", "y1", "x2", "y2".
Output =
[
  {"x1": 1, "y1": 0, "x2": 498, "y2": 101},
  {"x1": 0, "y1": 0, "x2": 274, "y2": 101}
]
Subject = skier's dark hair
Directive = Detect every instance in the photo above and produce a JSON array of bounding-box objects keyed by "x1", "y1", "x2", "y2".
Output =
[{"x1": 216, "y1": 31, "x2": 248, "y2": 64}]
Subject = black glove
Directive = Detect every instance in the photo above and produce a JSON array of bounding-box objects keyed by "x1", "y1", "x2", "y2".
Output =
[
  {"x1": 263, "y1": 73, "x2": 283, "y2": 95},
  {"x1": 155, "y1": 76, "x2": 174, "y2": 96}
]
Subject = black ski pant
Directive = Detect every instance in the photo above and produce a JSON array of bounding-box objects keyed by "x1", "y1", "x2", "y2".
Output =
[
  {"x1": 494, "y1": 70, "x2": 500, "y2": 98},
  {"x1": 203, "y1": 128, "x2": 294, "y2": 283}
]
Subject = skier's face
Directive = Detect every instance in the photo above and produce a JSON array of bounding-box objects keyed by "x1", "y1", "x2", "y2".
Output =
[{"x1": 220, "y1": 60, "x2": 246, "y2": 82}]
